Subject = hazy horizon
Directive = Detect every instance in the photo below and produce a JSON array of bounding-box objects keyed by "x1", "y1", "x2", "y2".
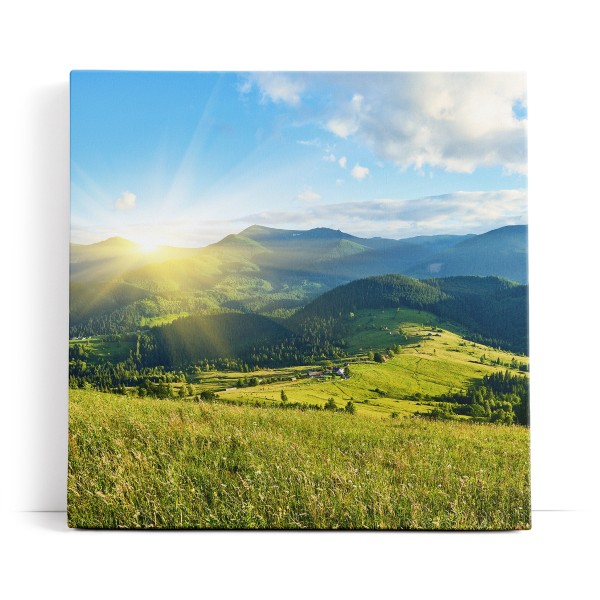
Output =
[{"x1": 70, "y1": 215, "x2": 528, "y2": 250}]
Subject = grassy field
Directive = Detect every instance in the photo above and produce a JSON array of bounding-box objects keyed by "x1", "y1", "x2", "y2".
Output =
[
  {"x1": 68, "y1": 307, "x2": 530, "y2": 529},
  {"x1": 71, "y1": 308, "x2": 528, "y2": 421},
  {"x1": 220, "y1": 379, "x2": 428, "y2": 418},
  {"x1": 344, "y1": 307, "x2": 440, "y2": 353},
  {"x1": 69, "y1": 335, "x2": 134, "y2": 365},
  {"x1": 210, "y1": 314, "x2": 528, "y2": 418},
  {"x1": 68, "y1": 389, "x2": 530, "y2": 529}
]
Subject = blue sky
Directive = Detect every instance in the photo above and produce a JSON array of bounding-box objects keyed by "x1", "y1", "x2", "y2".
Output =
[{"x1": 71, "y1": 71, "x2": 527, "y2": 247}]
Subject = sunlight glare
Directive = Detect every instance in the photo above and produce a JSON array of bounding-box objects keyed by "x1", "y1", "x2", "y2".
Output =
[{"x1": 136, "y1": 239, "x2": 160, "y2": 253}]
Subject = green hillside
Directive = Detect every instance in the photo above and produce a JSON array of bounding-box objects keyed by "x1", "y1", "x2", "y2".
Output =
[
  {"x1": 68, "y1": 389, "x2": 530, "y2": 529},
  {"x1": 211, "y1": 308, "x2": 528, "y2": 421},
  {"x1": 431, "y1": 276, "x2": 528, "y2": 352},
  {"x1": 149, "y1": 312, "x2": 293, "y2": 368},
  {"x1": 70, "y1": 273, "x2": 526, "y2": 381},
  {"x1": 291, "y1": 274, "x2": 528, "y2": 354},
  {"x1": 141, "y1": 275, "x2": 451, "y2": 370},
  {"x1": 70, "y1": 298, "x2": 528, "y2": 423}
]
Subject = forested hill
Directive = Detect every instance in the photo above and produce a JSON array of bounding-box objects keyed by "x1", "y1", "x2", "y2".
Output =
[
  {"x1": 291, "y1": 275, "x2": 528, "y2": 354},
  {"x1": 146, "y1": 313, "x2": 294, "y2": 369},
  {"x1": 142, "y1": 275, "x2": 528, "y2": 369},
  {"x1": 290, "y1": 275, "x2": 446, "y2": 319}
]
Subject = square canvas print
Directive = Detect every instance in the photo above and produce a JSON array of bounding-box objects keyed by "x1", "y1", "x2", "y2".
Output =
[{"x1": 68, "y1": 71, "x2": 529, "y2": 529}]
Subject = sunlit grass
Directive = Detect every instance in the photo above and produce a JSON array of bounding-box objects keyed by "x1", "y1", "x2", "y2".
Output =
[
  {"x1": 213, "y1": 315, "x2": 528, "y2": 416},
  {"x1": 68, "y1": 389, "x2": 530, "y2": 530}
]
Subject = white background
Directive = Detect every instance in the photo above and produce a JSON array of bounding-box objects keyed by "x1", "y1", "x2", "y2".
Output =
[{"x1": 1, "y1": 1, "x2": 598, "y2": 598}]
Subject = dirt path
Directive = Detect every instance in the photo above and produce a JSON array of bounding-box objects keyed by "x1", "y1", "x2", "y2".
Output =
[
  {"x1": 331, "y1": 382, "x2": 352, "y2": 399},
  {"x1": 413, "y1": 357, "x2": 424, "y2": 393}
]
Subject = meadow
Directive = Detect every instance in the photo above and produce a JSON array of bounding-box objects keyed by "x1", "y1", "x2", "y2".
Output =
[
  {"x1": 202, "y1": 311, "x2": 528, "y2": 418},
  {"x1": 68, "y1": 283, "x2": 530, "y2": 529},
  {"x1": 68, "y1": 389, "x2": 530, "y2": 530}
]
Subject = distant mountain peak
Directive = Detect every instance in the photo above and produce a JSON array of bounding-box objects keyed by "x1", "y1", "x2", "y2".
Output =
[
  {"x1": 297, "y1": 227, "x2": 352, "y2": 240},
  {"x1": 71, "y1": 236, "x2": 139, "y2": 249},
  {"x1": 484, "y1": 224, "x2": 527, "y2": 235},
  {"x1": 102, "y1": 236, "x2": 138, "y2": 246},
  {"x1": 211, "y1": 233, "x2": 267, "y2": 250},
  {"x1": 240, "y1": 224, "x2": 286, "y2": 236},
  {"x1": 407, "y1": 224, "x2": 528, "y2": 283}
]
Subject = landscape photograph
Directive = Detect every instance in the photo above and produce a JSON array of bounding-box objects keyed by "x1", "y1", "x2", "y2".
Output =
[{"x1": 68, "y1": 71, "x2": 529, "y2": 529}]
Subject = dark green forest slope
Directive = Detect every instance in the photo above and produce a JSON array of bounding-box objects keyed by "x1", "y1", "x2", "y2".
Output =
[{"x1": 142, "y1": 274, "x2": 527, "y2": 369}]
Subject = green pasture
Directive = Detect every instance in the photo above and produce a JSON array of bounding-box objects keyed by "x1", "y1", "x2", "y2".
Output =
[
  {"x1": 210, "y1": 317, "x2": 528, "y2": 417},
  {"x1": 68, "y1": 389, "x2": 530, "y2": 530},
  {"x1": 69, "y1": 336, "x2": 135, "y2": 365},
  {"x1": 345, "y1": 307, "x2": 442, "y2": 353}
]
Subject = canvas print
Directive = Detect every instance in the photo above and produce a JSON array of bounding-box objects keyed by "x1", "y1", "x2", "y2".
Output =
[{"x1": 68, "y1": 71, "x2": 529, "y2": 529}]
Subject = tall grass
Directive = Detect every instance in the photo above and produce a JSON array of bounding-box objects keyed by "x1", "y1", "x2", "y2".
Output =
[{"x1": 68, "y1": 389, "x2": 530, "y2": 530}]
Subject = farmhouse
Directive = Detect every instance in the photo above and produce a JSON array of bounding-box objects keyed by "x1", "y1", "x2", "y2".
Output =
[{"x1": 307, "y1": 370, "x2": 324, "y2": 378}]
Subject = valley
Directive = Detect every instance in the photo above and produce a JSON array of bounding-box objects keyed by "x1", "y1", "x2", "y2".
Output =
[
  {"x1": 70, "y1": 302, "x2": 529, "y2": 424},
  {"x1": 67, "y1": 71, "x2": 530, "y2": 531},
  {"x1": 68, "y1": 223, "x2": 530, "y2": 529}
]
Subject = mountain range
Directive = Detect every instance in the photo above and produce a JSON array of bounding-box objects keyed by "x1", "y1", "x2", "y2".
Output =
[{"x1": 70, "y1": 224, "x2": 528, "y2": 337}]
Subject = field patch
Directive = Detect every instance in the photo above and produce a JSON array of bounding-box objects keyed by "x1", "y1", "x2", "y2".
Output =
[
  {"x1": 212, "y1": 317, "x2": 528, "y2": 417},
  {"x1": 344, "y1": 307, "x2": 442, "y2": 353},
  {"x1": 69, "y1": 336, "x2": 135, "y2": 365}
]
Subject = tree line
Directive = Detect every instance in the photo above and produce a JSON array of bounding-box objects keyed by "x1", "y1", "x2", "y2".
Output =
[{"x1": 427, "y1": 370, "x2": 529, "y2": 426}]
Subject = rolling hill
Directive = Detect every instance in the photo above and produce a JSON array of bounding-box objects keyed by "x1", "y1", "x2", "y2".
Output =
[
  {"x1": 139, "y1": 274, "x2": 528, "y2": 370},
  {"x1": 290, "y1": 274, "x2": 528, "y2": 354},
  {"x1": 69, "y1": 224, "x2": 528, "y2": 337}
]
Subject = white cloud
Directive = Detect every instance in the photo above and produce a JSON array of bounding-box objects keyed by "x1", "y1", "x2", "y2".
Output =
[
  {"x1": 296, "y1": 186, "x2": 322, "y2": 202},
  {"x1": 330, "y1": 73, "x2": 527, "y2": 174},
  {"x1": 114, "y1": 191, "x2": 136, "y2": 211},
  {"x1": 338, "y1": 156, "x2": 347, "y2": 169},
  {"x1": 251, "y1": 73, "x2": 305, "y2": 106},
  {"x1": 237, "y1": 79, "x2": 252, "y2": 94},
  {"x1": 327, "y1": 118, "x2": 358, "y2": 138},
  {"x1": 335, "y1": 178, "x2": 344, "y2": 185},
  {"x1": 351, "y1": 164, "x2": 369, "y2": 181},
  {"x1": 323, "y1": 153, "x2": 336, "y2": 162},
  {"x1": 297, "y1": 138, "x2": 320, "y2": 147},
  {"x1": 326, "y1": 94, "x2": 363, "y2": 138},
  {"x1": 266, "y1": 72, "x2": 526, "y2": 174}
]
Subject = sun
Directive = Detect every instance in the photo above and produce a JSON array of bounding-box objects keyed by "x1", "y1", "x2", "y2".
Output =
[{"x1": 136, "y1": 238, "x2": 160, "y2": 253}]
